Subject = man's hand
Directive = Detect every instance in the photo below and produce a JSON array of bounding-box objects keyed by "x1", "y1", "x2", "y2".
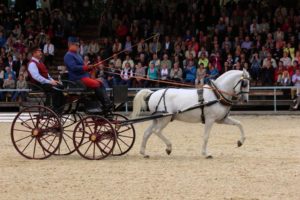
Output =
[{"x1": 50, "y1": 80, "x2": 58, "y2": 86}]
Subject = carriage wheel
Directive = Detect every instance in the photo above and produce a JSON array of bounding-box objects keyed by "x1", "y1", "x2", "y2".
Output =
[
  {"x1": 11, "y1": 105, "x2": 62, "y2": 159},
  {"x1": 108, "y1": 114, "x2": 136, "y2": 156},
  {"x1": 73, "y1": 115, "x2": 116, "y2": 160},
  {"x1": 54, "y1": 113, "x2": 83, "y2": 155}
]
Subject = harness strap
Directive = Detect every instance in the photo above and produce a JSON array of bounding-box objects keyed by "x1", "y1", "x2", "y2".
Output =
[
  {"x1": 154, "y1": 89, "x2": 169, "y2": 114},
  {"x1": 210, "y1": 81, "x2": 233, "y2": 107}
]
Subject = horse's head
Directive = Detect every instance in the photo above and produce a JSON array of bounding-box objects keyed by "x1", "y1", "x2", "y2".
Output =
[{"x1": 233, "y1": 69, "x2": 251, "y2": 103}]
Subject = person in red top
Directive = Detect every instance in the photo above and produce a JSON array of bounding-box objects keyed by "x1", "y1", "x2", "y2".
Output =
[{"x1": 27, "y1": 46, "x2": 65, "y2": 113}]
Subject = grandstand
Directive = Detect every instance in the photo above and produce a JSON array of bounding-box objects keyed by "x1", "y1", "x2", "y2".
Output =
[{"x1": 0, "y1": 0, "x2": 299, "y2": 112}]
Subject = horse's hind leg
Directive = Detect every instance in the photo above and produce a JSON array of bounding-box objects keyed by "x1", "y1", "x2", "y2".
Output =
[
  {"x1": 221, "y1": 116, "x2": 246, "y2": 147},
  {"x1": 153, "y1": 117, "x2": 172, "y2": 155},
  {"x1": 140, "y1": 120, "x2": 156, "y2": 158}
]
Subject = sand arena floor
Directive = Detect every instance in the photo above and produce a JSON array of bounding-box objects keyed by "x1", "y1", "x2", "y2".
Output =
[{"x1": 0, "y1": 115, "x2": 299, "y2": 200}]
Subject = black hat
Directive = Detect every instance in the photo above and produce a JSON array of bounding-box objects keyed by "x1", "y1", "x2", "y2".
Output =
[{"x1": 68, "y1": 36, "x2": 79, "y2": 44}]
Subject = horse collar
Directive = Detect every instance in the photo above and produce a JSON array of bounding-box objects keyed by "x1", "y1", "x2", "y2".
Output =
[{"x1": 210, "y1": 81, "x2": 233, "y2": 107}]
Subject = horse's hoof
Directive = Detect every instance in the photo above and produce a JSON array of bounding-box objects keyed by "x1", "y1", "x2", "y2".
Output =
[
  {"x1": 237, "y1": 140, "x2": 243, "y2": 147},
  {"x1": 206, "y1": 155, "x2": 213, "y2": 159},
  {"x1": 166, "y1": 149, "x2": 172, "y2": 155},
  {"x1": 144, "y1": 155, "x2": 150, "y2": 159}
]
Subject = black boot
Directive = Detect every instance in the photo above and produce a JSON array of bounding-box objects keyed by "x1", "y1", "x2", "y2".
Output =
[{"x1": 94, "y1": 86, "x2": 114, "y2": 113}]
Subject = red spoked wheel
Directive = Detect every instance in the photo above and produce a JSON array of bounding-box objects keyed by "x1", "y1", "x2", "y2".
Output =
[
  {"x1": 11, "y1": 106, "x2": 63, "y2": 159},
  {"x1": 73, "y1": 115, "x2": 116, "y2": 160},
  {"x1": 54, "y1": 113, "x2": 83, "y2": 155},
  {"x1": 108, "y1": 114, "x2": 136, "y2": 156}
]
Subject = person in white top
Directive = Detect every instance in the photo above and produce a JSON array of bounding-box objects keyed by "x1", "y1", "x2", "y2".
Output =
[
  {"x1": 28, "y1": 46, "x2": 64, "y2": 113},
  {"x1": 291, "y1": 69, "x2": 300, "y2": 110},
  {"x1": 43, "y1": 38, "x2": 55, "y2": 67}
]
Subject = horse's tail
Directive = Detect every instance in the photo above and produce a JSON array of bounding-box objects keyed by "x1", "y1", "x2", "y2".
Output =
[{"x1": 131, "y1": 89, "x2": 153, "y2": 118}]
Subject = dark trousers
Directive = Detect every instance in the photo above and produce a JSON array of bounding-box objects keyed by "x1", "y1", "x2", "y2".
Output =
[{"x1": 40, "y1": 83, "x2": 65, "y2": 112}]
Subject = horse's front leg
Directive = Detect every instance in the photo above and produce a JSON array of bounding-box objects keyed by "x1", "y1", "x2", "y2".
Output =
[
  {"x1": 221, "y1": 116, "x2": 246, "y2": 147},
  {"x1": 202, "y1": 120, "x2": 214, "y2": 159}
]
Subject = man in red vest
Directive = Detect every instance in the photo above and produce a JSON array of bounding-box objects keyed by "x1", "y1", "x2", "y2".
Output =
[{"x1": 27, "y1": 46, "x2": 65, "y2": 113}]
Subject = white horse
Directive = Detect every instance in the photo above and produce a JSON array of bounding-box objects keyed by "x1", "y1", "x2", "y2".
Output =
[{"x1": 131, "y1": 69, "x2": 250, "y2": 158}]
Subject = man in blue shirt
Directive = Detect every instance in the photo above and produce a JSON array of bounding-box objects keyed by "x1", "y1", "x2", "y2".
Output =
[{"x1": 64, "y1": 37, "x2": 113, "y2": 113}]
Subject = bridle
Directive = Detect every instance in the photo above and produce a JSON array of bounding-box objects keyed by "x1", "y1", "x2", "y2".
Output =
[
  {"x1": 210, "y1": 74, "x2": 250, "y2": 107},
  {"x1": 233, "y1": 75, "x2": 251, "y2": 96}
]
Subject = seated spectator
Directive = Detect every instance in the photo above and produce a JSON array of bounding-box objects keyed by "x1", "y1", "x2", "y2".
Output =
[
  {"x1": 120, "y1": 62, "x2": 133, "y2": 87},
  {"x1": 95, "y1": 63, "x2": 110, "y2": 88},
  {"x1": 137, "y1": 38, "x2": 149, "y2": 54},
  {"x1": 263, "y1": 52, "x2": 277, "y2": 68},
  {"x1": 122, "y1": 54, "x2": 134, "y2": 69},
  {"x1": 110, "y1": 54, "x2": 122, "y2": 69},
  {"x1": 4, "y1": 67, "x2": 16, "y2": 80},
  {"x1": 79, "y1": 39, "x2": 89, "y2": 58},
  {"x1": 291, "y1": 69, "x2": 300, "y2": 109},
  {"x1": 12, "y1": 74, "x2": 27, "y2": 102},
  {"x1": 195, "y1": 63, "x2": 206, "y2": 87},
  {"x1": 133, "y1": 62, "x2": 145, "y2": 88},
  {"x1": 160, "y1": 54, "x2": 172, "y2": 70},
  {"x1": 241, "y1": 36, "x2": 252, "y2": 52},
  {"x1": 3, "y1": 74, "x2": 15, "y2": 101},
  {"x1": 198, "y1": 53, "x2": 209, "y2": 68},
  {"x1": 277, "y1": 70, "x2": 291, "y2": 86},
  {"x1": 204, "y1": 63, "x2": 219, "y2": 84},
  {"x1": 250, "y1": 52, "x2": 261, "y2": 85},
  {"x1": 43, "y1": 38, "x2": 55, "y2": 67},
  {"x1": 261, "y1": 61, "x2": 275, "y2": 86},
  {"x1": 170, "y1": 62, "x2": 183, "y2": 82},
  {"x1": 280, "y1": 51, "x2": 292, "y2": 67},
  {"x1": 149, "y1": 53, "x2": 161, "y2": 69},
  {"x1": 124, "y1": 36, "x2": 133, "y2": 53},
  {"x1": 184, "y1": 60, "x2": 196, "y2": 83},
  {"x1": 18, "y1": 64, "x2": 29, "y2": 81},
  {"x1": 112, "y1": 38, "x2": 122, "y2": 54},
  {"x1": 275, "y1": 61, "x2": 284, "y2": 84},
  {"x1": 159, "y1": 62, "x2": 170, "y2": 87},
  {"x1": 145, "y1": 62, "x2": 159, "y2": 87}
]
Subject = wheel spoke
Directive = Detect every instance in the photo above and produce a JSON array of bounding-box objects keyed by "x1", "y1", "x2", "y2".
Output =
[
  {"x1": 83, "y1": 142, "x2": 93, "y2": 156},
  {"x1": 32, "y1": 138, "x2": 37, "y2": 158},
  {"x1": 62, "y1": 135, "x2": 72, "y2": 152},
  {"x1": 117, "y1": 134, "x2": 133, "y2": 139},
  {"x1": 19, "y1": 117, "x2": 33, "y2": 130},
  {"x1": 39, "y1": 135, "x2": 57, "y2": 151},
  {"x1": 96, "y1": 142, "x2": 104, "y2": 156},
  {"x1": 93, "y1": 143, "x2": 96, "y2": 159},
  {"x1": 117, "y1": 137, "x2": 130, "y2": 147},
  {"x1": 13, "y1": 129, "x2": 32, "y2": 133},
  {"x1": 15, "y1": 134, "x2": 32, "y2": 143},
  {"x1": 115, "y1": 139, "x2": 122, "y2": 153},
  {"x1": 21, "y1": 137, "x2": 34, "y2": 153},
  {"x1": 117, "y1": 127, "x2": 131, "y2": 134},
  {"x1": 99, "y1": 139, "x2": 112, "y2": 152}
]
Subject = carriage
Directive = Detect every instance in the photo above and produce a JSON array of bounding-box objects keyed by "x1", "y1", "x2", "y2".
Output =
[
  {"x1": 11, "y1": 69, "x2": 251, "y2": 160},
  {"x1": 10, "y1": 80, "x2": 136, "y2": 160}
]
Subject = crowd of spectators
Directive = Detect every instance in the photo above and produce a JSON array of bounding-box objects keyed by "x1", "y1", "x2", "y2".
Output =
[
  {"x1": 70, "y1": 0, "x2": 300, "y2": 93},
  {"x1": 1, "y1": 0, "x2": 300, "y2": 102},
  {"x1": 0, "y1": 2, "x2": 83, "y2": 101}
]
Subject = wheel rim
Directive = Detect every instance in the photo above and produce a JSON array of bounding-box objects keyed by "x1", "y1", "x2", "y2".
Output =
[
  {"x1": 11, "y1": 106, "x2": 62, "y2": 159},
  {"x1": 109, "y1": 114, "x2": 135, "y2": 156},
  {"x1": 73, "y1": 116, "x2": 116, "y2": 160},
  {"x1": 54, "y1": 113, "x2": 83, "y2": 155}
]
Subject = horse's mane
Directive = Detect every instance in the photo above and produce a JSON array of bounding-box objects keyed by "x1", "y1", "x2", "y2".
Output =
[{"x1": 217, "y1": 70, "x2": 243, "y2": 80}]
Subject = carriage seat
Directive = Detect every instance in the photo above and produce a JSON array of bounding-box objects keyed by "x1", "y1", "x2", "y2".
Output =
[{"x1": 60, "y1": 80, "x2": 93, "y2": 94}]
